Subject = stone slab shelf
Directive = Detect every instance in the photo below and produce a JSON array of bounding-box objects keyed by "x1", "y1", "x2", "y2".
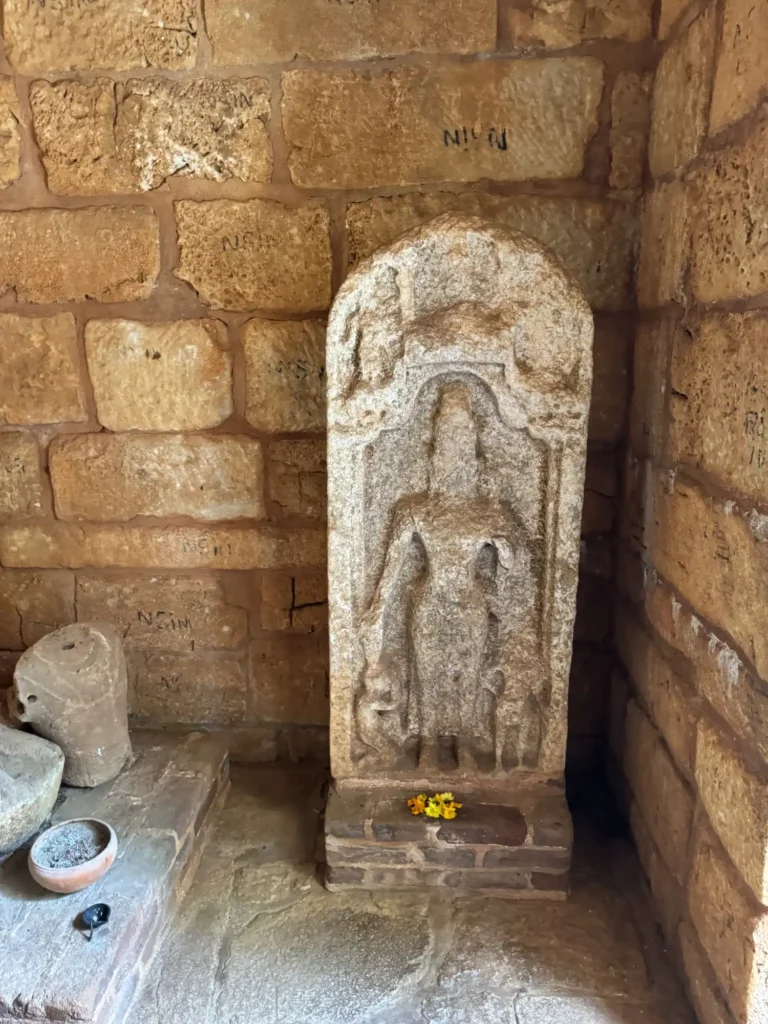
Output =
[
  {"x1": 325, "y1": 784, "x2": 572, "y2": 898},
  {"x1": 0, "y1": 731, "x2": 228, "y2": 1024}
]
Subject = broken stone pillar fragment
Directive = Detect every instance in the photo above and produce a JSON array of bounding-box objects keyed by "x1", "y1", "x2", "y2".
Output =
[
  {"x1": 324, "y1": 215, "x2": 594, "y2": 896},
  {"x1": 0, "y1": 724, "x2": 64, "y2": 858},
  {"x1": 14, "y1": 623, "x2": 132, "y2": 788}
]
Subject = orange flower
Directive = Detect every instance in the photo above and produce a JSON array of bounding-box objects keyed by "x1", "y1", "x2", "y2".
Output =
[{"x1": 407, "y1": 793, "x2": 427, "y2": 815}]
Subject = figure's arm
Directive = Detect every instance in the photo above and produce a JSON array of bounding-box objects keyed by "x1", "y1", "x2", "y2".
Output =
[{"x1": 362, "y1": 508, "x2": 416, "y2": 660}]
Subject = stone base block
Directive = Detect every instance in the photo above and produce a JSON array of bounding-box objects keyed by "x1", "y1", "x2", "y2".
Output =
[
  {"x1": 325, "y1": 783, "x2": 573, "y2": 898},
  {"x1": 0, "y1": 730, "x2": 228, "y2": 1024}
]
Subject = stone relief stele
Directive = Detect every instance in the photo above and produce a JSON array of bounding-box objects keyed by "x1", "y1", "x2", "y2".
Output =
[{"x1": 327, "y1": 215, "x2": 593, "y2": 788}]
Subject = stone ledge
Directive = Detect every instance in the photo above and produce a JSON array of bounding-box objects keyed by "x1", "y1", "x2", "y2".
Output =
[{"x1": 0, "y1": 731, "x2": 228, "y2": 1024}]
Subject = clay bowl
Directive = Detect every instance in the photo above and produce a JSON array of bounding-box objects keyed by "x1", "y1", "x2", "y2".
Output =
[{"x1": 29, "y1": 818, "x2": 118, "y2": 894}]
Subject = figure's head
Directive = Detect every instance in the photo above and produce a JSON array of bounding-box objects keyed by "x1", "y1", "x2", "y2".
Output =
[{"x1": 429, "y1": 384, "x2": 479, "y2": 497}]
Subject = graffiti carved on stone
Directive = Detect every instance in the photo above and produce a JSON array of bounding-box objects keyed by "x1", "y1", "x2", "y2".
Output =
[{"x1": 327, "y1": 215, "x2": 593, "y2": 785}]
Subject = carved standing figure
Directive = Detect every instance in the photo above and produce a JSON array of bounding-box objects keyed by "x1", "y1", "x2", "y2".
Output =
[{"x1": 357, "y1": 383, "x2": 528, "y2": 773}]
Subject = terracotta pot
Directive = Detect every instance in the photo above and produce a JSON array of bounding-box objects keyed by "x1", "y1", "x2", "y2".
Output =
[{"x1": 28, "y1": 818, "x2": 118, "y2": 894}]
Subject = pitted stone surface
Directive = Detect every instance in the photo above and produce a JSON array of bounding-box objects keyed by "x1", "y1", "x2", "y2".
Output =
[
  {"x1": 175, "y1": 200, "x2": 332, "y2": 312},
  {"x1": 32, "y1": 78, "x2": 271, "y2": 194},
  {"x1": 49, "y1": 433, "x2": 264, "y2": 522},
  {"x1": 0, "y1": 723, "x2": 64, "y2": 857},
  {"x1": 206, "y1": 0, "x2": 496, "y2": 63},
  {"x1": 243, "y1": 319, "x2": 326, "y2": 433},
  {"x1": 0, "y1": 77, "x2": 20, "y2": 189},
  {"x1": 85, "y1": 319, "x2": 233, "y2": 432},
  {"x1": 0, "y1": 434, "x2": 48, "y2": 521},
  {"x1": 3, "y1": 0, "x2": 197, "y2": 72},
  {"x1": 0, "y1": 208, "x2": 160, "y2": 304},
  {"x1": 283, "y1": 61, "x2": 604, "y2": 188},
  {"x1": 0, "y1": 314, "x2": 86, "y2": 426},
  {"x1": 14, "y1": 622, "x2": 131, "y2": 787}
]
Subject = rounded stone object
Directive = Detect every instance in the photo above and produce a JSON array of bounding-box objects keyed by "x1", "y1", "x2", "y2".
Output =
[
  {"x1": 28, "y1": 818, "x2": 118, "y2": 894},
  {"x1": 0, "y1": 723, "x2": 64, "y2": 858},
  {"x1": 14, "y1": 623, "x2": 132, "y2": 788}
]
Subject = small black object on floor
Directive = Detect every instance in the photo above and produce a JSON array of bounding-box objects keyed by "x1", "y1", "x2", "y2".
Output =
[{"x1": 77, "y1": 903, "x2": 111, "y2": 941}]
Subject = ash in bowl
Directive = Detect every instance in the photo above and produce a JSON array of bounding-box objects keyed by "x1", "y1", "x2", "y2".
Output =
[{"x1": 33, "y1": 820, "x2": 111, "y2": 870}]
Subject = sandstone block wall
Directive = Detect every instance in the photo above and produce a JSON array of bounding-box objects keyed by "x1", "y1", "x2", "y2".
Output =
[
  {"x1": 613, "y1": 1, "x2": 768, "y2": 1021},
  {"x1": 0, "y1": 0, "x2": 651, "y2": 766}
]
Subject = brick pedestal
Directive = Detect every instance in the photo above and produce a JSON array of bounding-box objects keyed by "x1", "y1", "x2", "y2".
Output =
[{"x1": 325, "y1": 783, "x2": 573, "y2": 899}]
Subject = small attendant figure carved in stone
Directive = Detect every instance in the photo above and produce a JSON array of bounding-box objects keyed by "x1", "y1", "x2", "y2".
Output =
[
  {"x1": 14, "y1": 623, "x2": 132, "y2": 788},
  {"x1": 357, "y1": 383, "x2": 529, "y2": 774}
]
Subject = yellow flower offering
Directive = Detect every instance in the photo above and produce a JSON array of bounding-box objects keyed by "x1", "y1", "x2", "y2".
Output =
[{"x1": 407, "y1": 791, "x2": 463, "y2": 819}]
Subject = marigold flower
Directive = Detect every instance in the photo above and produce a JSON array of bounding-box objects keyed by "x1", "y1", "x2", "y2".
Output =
[
  {"x1": 407, "y1": 792, "x2": 463, "y2": 819},
  {"x1": 407, "y1": 793, "x2": 427, "y2": 815}
]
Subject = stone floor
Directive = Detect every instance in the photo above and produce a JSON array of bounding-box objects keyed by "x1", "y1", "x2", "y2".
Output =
[{"x1": 126, "y1": 765, "x2": 695, "y2": 1024}]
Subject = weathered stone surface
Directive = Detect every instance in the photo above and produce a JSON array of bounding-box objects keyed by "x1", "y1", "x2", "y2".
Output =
[
  {"x1": 0, "y1": 571, "x2": 74, "y2": 650},
  {"x1": 175, "y1": 200, "x2": 331, "y2": 312},
  {"x1": 206, "y1": 0, "x2": 495, "y2": 63},
  {"x1": 269, "y1": 440, "x2": 326, "y2": 519},
  {"x1": 622, "y1": 700, "x2": 693, "y2": 879},
  {"x1": 688, "y1": 823, "x2": 768, "y2": 1024},
  {"x1": 630, "y1": 319, "x2": 671, "y2": 458},
  {"x1": 0, "y1": 314, "x2": 86, "y2": 425},
  {"x1": 645, "y1": 579, "x2": 768, "y2": 764},
  {"x1": 515, "y1": 996, "x2": 671, "y2": 1024},
  {"x1": 50, "y1": 433, "x2": 264, "y2": 522},
  {"x1": 250, "y1": 633, "x2": 328, "y2": 725},
  {"x1": 0, "y1": 523, "x2": 327, "y2": 570},
  {"x1": 85, "y1": 319, "x2": 233, "y2": 432},
  {"x1": 630, "y1": 801, "x2": 683, "y2": 947},
  {"x1": 76, "y1": 575, "x2": 246, "y2": 652},
  {"x1": 220, "y1": 887, "x2": 431, "y2": 1024},
  {"x1": 0, "y1": 208, "x2": 159, "y2": 304},
  {"x1": 243, "y1": 319, "x2": 326, "y2": 433},
  {"x1": 679, "y1": 923, "x2": 737, "y2": 1024},
  {"x1": 609, "y1": 71, "x2": 651, "y2": 191},
  {"x1": 327, "y1": 212, "x2": 591, "y2": 897},
  {"x1": 0, "y1": 77, "x2": 20, "y2": 190},
  {"x1": 695, "y1": 717, "x2": 768, "y2": 905},
  {"x1": 637, "y1": 180, "x2": 691, "y2": 308},
  {"x1": 653, "y1": 475, "x2": 768, "y2": 679},
  {"x1": 659, "y1": 0, "x2": 689, "y2": 38},
  {"x1": 649, "y1": 6, "x2": 716, "y2": 178},
  {"x1": 32, "y1": 77, "x2": 271, "y2": 194},
  {"x1": 439, "y1": 887, "x2": 649, "y2": 995},
  {"x1": 0, "y1": 434, "x2": 47, "y2": 521},
  {"x1": 283, "y1": 61, "x2": 604, "y2": 189},
  {"x1": 710, "y1": 0, "x2": 768, "y2": 132},
  {"x1": 692, "y1": 123, "x2": 768, "y2": 303},
  {"x1": 504, "y1": 0, "x2": 651, "y2": 48},
  {"x1": 615, "y1": 606, "x2": 694, "y2": 771},
  {"x1": 347, "y1": 193, "x2": 636, "y2": 312},
  {"x1": 0, "y1": 724, "x2": 64, "y2": 857},
  {"x1": 669, "y1": 312, "x2": 768, "y2": 501},
  {"x1": 131, "y1": 652, "x2": 246, "y2": 725},
  {"x1": 15, "y1": 622, "x2": 131, "y2": 787},
  {"x1": 3, "y1": 0, "x2": 197, "y2": 72}
]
